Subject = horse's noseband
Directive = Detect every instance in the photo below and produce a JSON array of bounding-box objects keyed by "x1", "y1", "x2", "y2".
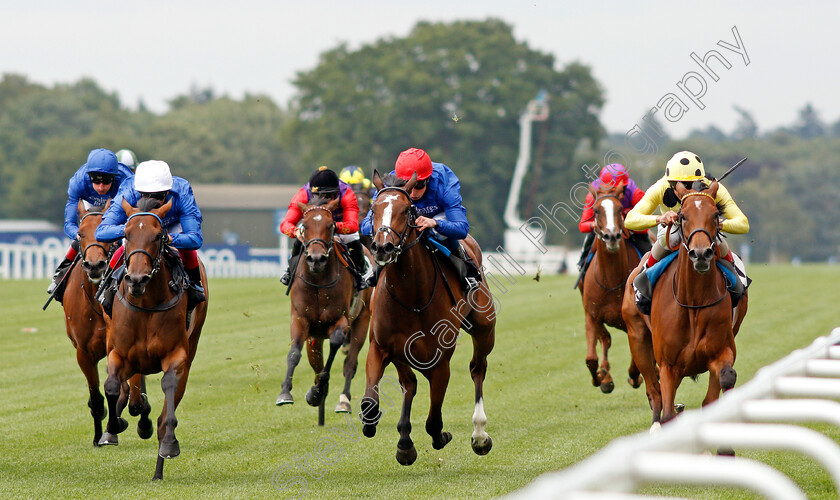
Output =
[
  {"x1": 677, "y1": 192, "x2": 720, "y2": 252},
  {"x1": 79, "y1": 211, "x2": 110, "y2": 262},
  {"x1": 125, "y1": 212, "x2": 166, "y2": 280},
  {"x1": 301, "y1": 206, "x2": 335, "y2": 258},
  {"x1": 373, "y1": 187, "x2": 420, "y2": 259}
]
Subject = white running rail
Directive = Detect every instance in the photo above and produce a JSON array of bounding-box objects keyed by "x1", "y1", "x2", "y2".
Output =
[{"x1": 508, "y1": 328, "x2": 840, "y2": 499}]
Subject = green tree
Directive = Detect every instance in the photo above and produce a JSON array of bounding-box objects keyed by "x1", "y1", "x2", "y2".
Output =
[
  {"x1": 793, "y1": 103, "x2": 825, "y2": 139},
  {"x1": 286, "y1": 19, "x2": 603, "y2": 245}
]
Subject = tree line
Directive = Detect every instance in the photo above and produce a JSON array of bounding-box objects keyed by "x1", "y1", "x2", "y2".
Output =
[{"x1": 0, "y1": 19, "x2": 835, "y2": 262}]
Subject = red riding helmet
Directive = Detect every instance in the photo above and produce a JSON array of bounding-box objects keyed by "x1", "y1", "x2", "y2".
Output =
[
  {"x1": 395, "y1": 148, "x2": 433, "y2": 181},
  {"x1": 599, "y1": 163, "x2": 629, "y2": 187}
]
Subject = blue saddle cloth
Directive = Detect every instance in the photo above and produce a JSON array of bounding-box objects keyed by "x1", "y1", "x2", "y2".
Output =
[{"x1": 647, "y1": 253, "x2": 738, "y2": 291}]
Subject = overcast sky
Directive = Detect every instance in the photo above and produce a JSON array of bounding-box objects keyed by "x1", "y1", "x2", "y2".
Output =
[{"x1": 3, "y1": 1, "x2": 838, "y2": 138}]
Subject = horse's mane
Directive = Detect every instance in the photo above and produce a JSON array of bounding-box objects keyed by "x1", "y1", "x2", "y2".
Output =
[
  {"x1": 381, "y1": 173, "x2": 407, "y2": 188},
  {"x1": 309, "y1": 194, "x2": 335, "y2": 206},
  {"x1": 136, "y1": 197, "x2": 163, "y2": 212}
]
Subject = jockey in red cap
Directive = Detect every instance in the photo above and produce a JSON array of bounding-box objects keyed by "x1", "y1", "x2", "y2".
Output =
[
  {"x1": 576, "y1": 164, "x2": 651, "y2": 275},
  {"x1": 361, "y1": 147, "x2": 481, "y2": 291}
]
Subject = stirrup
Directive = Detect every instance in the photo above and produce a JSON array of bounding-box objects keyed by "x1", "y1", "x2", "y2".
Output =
[
  {"x1": 465, "y1": 276, "x2": 480, "y2": 291},
  {"x1": 280, "y1": 268, "x2": 292, "y2": 285}
]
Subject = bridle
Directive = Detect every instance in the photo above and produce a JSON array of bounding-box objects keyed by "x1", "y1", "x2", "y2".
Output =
[
  {"x1": 373, "y1": 186, "x2": 422, "y2": 260},
  {"x1": 300, "y1": 206, "x2": 336, "y2": 259},
  {"x1": 124, "y1": 212, "x2": 166, "y2": 281},
  {"x1": 591, "y1": 193, "x2": 630, "y2": 242},
  {"x1": 669, "y1": 191, "x2": 720, "y2": 253},
  {"x1": 79, "y1": 211, "x2": 110, "y2": 264}
]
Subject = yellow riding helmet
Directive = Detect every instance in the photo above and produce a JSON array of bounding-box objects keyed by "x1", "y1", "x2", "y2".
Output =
[
  {"x1": 665, "y1": 151, "x2": 706, "y2": 181},
  {"x1": 361, "y1": 178, "x2": 372, "y2": 189},
  {"x1": 339, "y1": 165, "x2": 365, "y2": 185}
]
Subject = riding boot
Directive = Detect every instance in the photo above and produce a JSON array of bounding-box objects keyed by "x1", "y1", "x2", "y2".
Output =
[
  {"x1": 347, "y1": 239, "x2": 368, "y2": 291},
  {"x1": 633, "y1": 258, "x2": 656, "y2": 315},
  {"x1": 451, "y1": 244, "x2": 481, "y2": 292},
  {"x1": 97, "y1": 266, "x2": 124, "y2": 318},
  {"x1": 577, "y1": 233, "x2": 595, "y2": 272},
  {"x1": 365, "y1": 264, "x2": 381, "y2": 288},
  {"x1": 280, "y1": 240, "x2": 303, "y2": 286},
  {"x1": 185, "y1": 266, "x2": 206, "y2": 311},
  {"x1": 716, "y1": 257, "x2": 746, "y2": 308},
  {"x1": 46, "y1": 256, "x2": 75, "y2": 304}
]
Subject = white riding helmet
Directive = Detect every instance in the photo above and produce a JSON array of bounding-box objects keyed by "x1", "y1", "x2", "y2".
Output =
[
  {"x1": 134, "y1": 160, "x2": 173, "y2": 192},
  {"x1": 115, "y1": 149, "x2": 138, "y2": 170}
]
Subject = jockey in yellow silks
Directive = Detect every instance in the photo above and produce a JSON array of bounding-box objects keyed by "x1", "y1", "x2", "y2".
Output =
[{"x1": 625, "y1": 151, "x2": 749, "y2": 314}]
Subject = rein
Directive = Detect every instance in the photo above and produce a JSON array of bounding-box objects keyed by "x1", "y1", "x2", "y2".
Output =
[
  {"x1": 374, "y1": 186, "x2": 445, "y2": 312},
  {"x1": 294, "y1": 206, "x2": 342, "y2": 290},
  {"x1": 118, "y1": 211, "x2": 183, "y2": 313},
  {"x1": 669, "y1": 191, "x2": 727, "y2": 309}
]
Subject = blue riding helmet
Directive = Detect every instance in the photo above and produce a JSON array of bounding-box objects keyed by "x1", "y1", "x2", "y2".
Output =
[{"x1": 86, "y1": 148, "x2": 119, "y2": 175}]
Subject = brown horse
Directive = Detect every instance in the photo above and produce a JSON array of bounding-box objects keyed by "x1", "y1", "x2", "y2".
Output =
[
  {"x1": 622, "y1": 180, "x2": 748, "y2": 428},
  {"x1": 360, "y1": 171, "x2": 496, "y2": 465},
  {"x1": 100, "y1": 198, "x2": 208, "y2": 480},
  {"x1": 62, "y1": 201, "x2": 152, "y2": 446},
  {"x1": 578, "y1": 183, "x2": 642, "y2": 393},
  {"x1": 275, "y1": 197, "x2": 372, "y2": 419}
]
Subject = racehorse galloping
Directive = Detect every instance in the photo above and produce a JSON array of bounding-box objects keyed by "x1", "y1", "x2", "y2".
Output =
[
  {"x1": 622, "y1": 180, "x2": 748, "y2": 428},
  {"x1": 100, "y1": 198, "x2": 208, "y2": 480},
  {"x1": 360, "y1": 171, "x2": 496, "y2": 465},
  {"x1": 275, "y1": 197, "x2": 372, "y2": 418},
  {"x1": 62, "y1": 201, "x2": 151, "y2": 446},
  {"x1": 578, "y1": 184, "x2": 642, "y2": 393}
]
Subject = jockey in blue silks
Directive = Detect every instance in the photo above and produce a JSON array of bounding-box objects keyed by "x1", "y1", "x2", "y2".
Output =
[
  {"x1": 95, "y1": 160, "x2": 205, "y2": 314},
  {"x1": 361, "y1": 147, "x2": 481, "y2": 291},
  {"x1": 47, "y1": 148, "x2": 134, "y2": 302}
]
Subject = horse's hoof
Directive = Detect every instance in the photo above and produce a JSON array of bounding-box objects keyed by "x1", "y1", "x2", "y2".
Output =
[
  {"x1": 717, "y1": 447, "x2": 735, "y2": 456},
  {"x1": 362, "y1": 424, "x2": 376, "y2": 438},
  {"x1": 335, "y1": 394, "x2": 351, "y2": 413},
  {"x1": 98, "y1": 432, "x2": 119, "y2": 446},
  {"x1": 432, "y1": 431, "x2": 452, "y2": 450},
  {"x1": 305, "y1": 386, "x2": 327, "y2": 407},
  {"x1": 649, "y1": 422, "x2": 661, "y2": 435},
  {"x1": 128, "y1": 393, "x2": 149, "y2": 417},
  {"x1": 627, "y1": 376, "x2": 642, "y2": 389},
  {"x1": 159, "y1": 439, "x2": 181, "y2": 459},
  {"x1": 137, "y1": 418, "x2": 154, "y2": 440},
  {"x1": 471, "y1": 435, "x2": 493, "y2": 456},
  {"x1": 600, "y1": 381, "x2": 615, "y2": 394},
  {"x1": 395, "y1": 446, "x2": 418, "y2": 466},
  {"x1": 275, "y1": 393, "x2": 294, "y2": 406},
  {"x1": 674, "y1": 403, "x2": 685, "y2": 414},
  {"x1": 106, "y1": 417, "x2": 129, "y2": 436},
  {"x1": 93, "y1": 436, "x2": 103, "y2": 447}
]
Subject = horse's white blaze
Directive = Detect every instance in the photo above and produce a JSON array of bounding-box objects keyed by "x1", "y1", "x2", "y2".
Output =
[
  {"x1": 313, "y1": 214, "x2": 322, "y2": 222},
  {"x1": 139, "y1": 222, "x2": 144, "y2": 229},
  {"x1": 602, "y1": 199, "x2": 616, "y2": 232},
  {"x1": 471, "y1": 398, "x2": 489, "y2": 444},
  {"x1": 695, "y1": 199, "x2": 702, "y2": 210},
  {"x1": 380, "y1": 194, "x2": 399, "y2": 228}
]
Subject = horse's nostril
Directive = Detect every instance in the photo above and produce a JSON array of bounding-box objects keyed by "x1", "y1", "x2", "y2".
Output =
[
  {"x1": 688, "y1": 249, "x2": 697, "y2": 259},
  {"x1": 370, "y1": 242, "x2": 379, "y2": 252},
  {"x1": 384, "y1": 242, "x2": 395, "y2": 253},
  {"x1": 317, "y1": 255, "x2": 327, "y2": 264},
  {"x1": 704, "y1": 248, "x2": 714, "y2": 260}
]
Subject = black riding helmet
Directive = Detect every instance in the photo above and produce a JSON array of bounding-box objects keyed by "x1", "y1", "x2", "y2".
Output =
[{"x1": 309, "y1": 166, "x2": 340, "y2": 196}]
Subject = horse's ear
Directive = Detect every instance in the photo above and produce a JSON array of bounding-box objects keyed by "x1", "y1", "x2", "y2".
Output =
[
  {"x1": 673, "y1": 181, "x2": 689, "y2": 200},
  {"x1": 372, "y1": 169, "x2": 385, "y2": 191},
  {"x1": 325, "y1": 197, "x2": 340, "y2": 212},
  {"x1": 403, "y1": 172, "x2": 418, "y2": 193},
  {"x1": 77, "y1": 200, "x2": 86, "y2": 216},
  {"x1": 587, "y1": 183, "x2": 597, "y2": 198},
  {"x1": 297, "y1": 201, "x2": 310, "y2": 213},
  {"x1": 122, "y1": 198, "x2": 137, "y2": 217},
  {"x1": 155, "y1": 198, "x2": 173, "y2": 219},
  {"x1": 706, "y1": 180, "x2": 720, "y2": 198}
]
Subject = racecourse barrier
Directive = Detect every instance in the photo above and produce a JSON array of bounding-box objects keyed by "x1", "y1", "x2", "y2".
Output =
[
  {"x1": 507, "y1": 328, "x2": 840, "y2": 499},
  {"x1": 0, "y1": 241, "x2": 574, "y2": 280}
]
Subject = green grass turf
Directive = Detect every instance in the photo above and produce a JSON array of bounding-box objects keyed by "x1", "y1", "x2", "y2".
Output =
[{"x1": 1, "y1": 264, "x2": 839, "y2": 499}]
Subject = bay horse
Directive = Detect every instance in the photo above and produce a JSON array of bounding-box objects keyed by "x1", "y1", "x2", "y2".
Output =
[
  {"x1": 275, "y1": 196, "x2": 372, "y2": 419},
  {"x1": 62, "y1": 201, "x2": 151, "y2": 446},
  {"x1": 100, "y1": 198, "x2": 208, "y2": 480},
  {"x1": 622, "y1": 180, "x2": 748, "y2": 429},
  {"x1": 578, "y1": 183, "x2": 642, "y2": 393},
  {"x1": 360, "y1": 170, "x2": 496, "y2": 465}
]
